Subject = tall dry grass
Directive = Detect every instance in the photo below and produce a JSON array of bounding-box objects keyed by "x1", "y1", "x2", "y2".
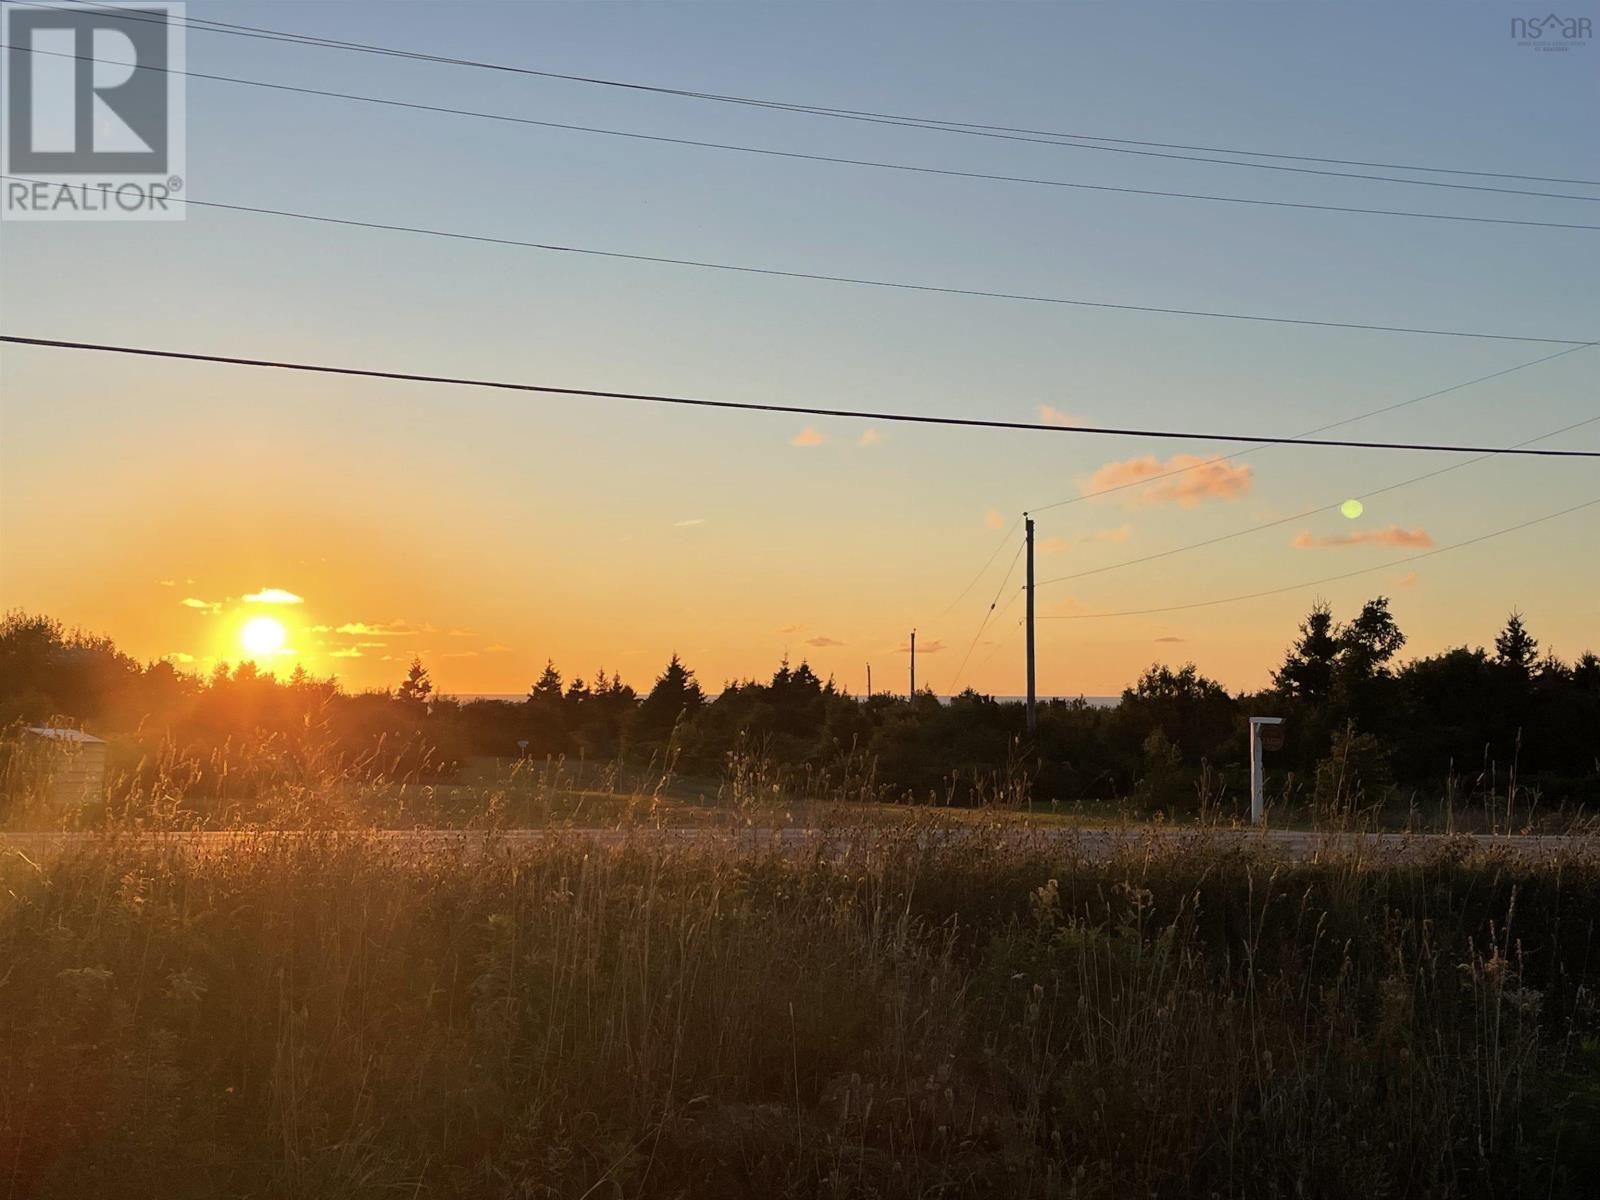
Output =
[{"x1": 2, "y1": 825, "x2": 1598, "y2": 1198}]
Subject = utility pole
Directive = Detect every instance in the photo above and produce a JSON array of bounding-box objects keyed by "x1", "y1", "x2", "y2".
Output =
[
  {"x1": 1025, "y1": 516, "x2": 1037, "y2": 734},
  {"x1": 866, "y1": 662, "x2": 872, "y2": 699},
  {"x1": 909, "y1": 629, "x2": 916, "y2": 698}
]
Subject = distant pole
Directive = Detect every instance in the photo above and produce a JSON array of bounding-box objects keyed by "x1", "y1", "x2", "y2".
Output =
[
  {"x1": 1025, "y1": 516, "x2": 1037, "y2": 733},
  {"x1": 909, "y1": 629, "x2": 916, "y2": 698},
  {"x1": 866, "y1": 662, "x2": 872, "y2": 699}
]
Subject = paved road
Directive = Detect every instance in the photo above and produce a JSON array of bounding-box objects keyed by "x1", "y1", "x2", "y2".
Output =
[{"x1": 1, "y1": 826, "x2": 1591, "y2": 863}]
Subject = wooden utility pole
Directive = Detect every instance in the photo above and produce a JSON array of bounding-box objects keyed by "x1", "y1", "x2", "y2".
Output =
[
  {"x1": 909, "y1": 629, "x2": 917, "y2": 698},
  {"x1": 866, "y1": 662, "x2": 872, "y2": 699},
  {"x1": 1025, "y1": 516, "x2": 1037, "y2": 733}
]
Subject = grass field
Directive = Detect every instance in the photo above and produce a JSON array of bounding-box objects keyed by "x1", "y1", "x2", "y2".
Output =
[{"x1": 4, "y1": 822, "x2": 1599, "y2": 1199}]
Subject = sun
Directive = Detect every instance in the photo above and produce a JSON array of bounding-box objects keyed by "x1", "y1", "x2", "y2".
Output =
[{"x1": 240, "y1": 615, "x2": 287, "y2": 658}]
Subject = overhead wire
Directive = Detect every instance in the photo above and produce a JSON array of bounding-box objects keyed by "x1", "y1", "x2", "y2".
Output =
[
  {"x1": 1036, "y1": 497, "x2": 1600, "y2": 620},
  {"x1": 2, "y1": 41, "x2": 1594, "y2": 233},
  {"x1": 3, "y1": 180, "x2": 1592, "y2": 347},
  {"x1": 1033, "y1": 411, "x2": 1600, "y2": 591},
  {"x1": 4, "y1": 335, "x2": 1597, "y2": 458},
  {"x1": 19, "y1": 1, "x2": 1600, "y2": 199}
]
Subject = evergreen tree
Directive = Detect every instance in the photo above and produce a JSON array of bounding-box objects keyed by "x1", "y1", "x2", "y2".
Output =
[
  {"x1": 637, "y1": 653, "x2": 705, "y2": 740},
  {"x1": 565, "y1": 675, "x2": 592, "y2": 709},
  {"x1": 397, "y1": 656, "x2": 433, "y2": 710},
  {"x1": 1273, "y1": 600, "x2": 1339, "y2": 701},
  {"x1": 1494, "y1": 610, "x2": 1539, "y2": 674},
  {"x1": 525, "y1": 659, "x2": 568, "y2": 744},
  {"x1": 1574, "y1": 652, "x2": 1600, "y2": 692},
  {"x1": 528, "y1": 660, "x2": 564, "y2": 706}
]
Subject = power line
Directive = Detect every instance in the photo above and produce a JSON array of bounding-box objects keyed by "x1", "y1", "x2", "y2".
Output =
[
  {"x1": 948, "y1": 539, "x2": 1025, "y2": 691},
  {"x1": 5, "y1": 335, "x2": 1597, "y2": 460},
  {"x1": 961, "y1": 591, "x2": 1028, "y2": 689},
  {"x1": 946, "y1": 353, "x2": 1593, "y2": 687},
  {"x1": 1025, "y1": 342, "x2": 1596, "y2": 515},
  {"x1": 1033, "y1": 411, "x2": 1600, "y2": 591},
  {"x1": 4, "y1": 178, "x2": 1592, "y2": 348},
  {"x1": 937, "y1": 342, "x2": 1591, "y2": 645},
  {"x1": 1036, "y1": 497, "x2": 1600, "y2": 620},
  {"x1": 20, "y1": 1, "x2": 1600, "y2": 198},
  {"x1": 5, "y1": 43, "x2": 1596, "y2": 235},
  {"x1": 939, "y1": 514, "x2": 1021, "y2": 615}
]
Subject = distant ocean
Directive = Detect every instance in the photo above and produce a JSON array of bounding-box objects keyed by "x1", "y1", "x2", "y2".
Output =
[{"x1": 449, "y1": 693, "x2": 1121, "y2": 708}]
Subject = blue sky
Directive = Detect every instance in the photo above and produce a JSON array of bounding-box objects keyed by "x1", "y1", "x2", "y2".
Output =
[{"x1": 1, "y1": 0, "x2": 1596, "y2": 695}]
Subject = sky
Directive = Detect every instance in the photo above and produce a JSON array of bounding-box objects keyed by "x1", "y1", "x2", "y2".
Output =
[{"x1": 1, "y1": 0, "x2": 1596, "y2": 699}]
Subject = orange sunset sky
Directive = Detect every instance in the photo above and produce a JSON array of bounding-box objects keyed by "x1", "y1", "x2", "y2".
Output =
[{"x1": 2, "y1": 4, "x2": 1595, "y2": 697}]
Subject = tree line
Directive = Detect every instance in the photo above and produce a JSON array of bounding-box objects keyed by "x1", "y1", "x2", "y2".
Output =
[{"x1": 2, "y1": 601, "x2": 1596, "y2": 814}]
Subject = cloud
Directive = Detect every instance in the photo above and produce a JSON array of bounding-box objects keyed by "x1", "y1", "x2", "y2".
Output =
[
  {"x1": 790, "y1": 426, "x2": 826, "y2": 447},
  {"x1": 484, "y1": 644, "x2": 512, "y2": 654},
  {"x1": 858, "y1": 429, "x2": 883, "y2": 447},
  {"x1": 984, "y1": 509, "x2": 1006, "y2": 530},
  {"x1": 1395, "y1": 572, "x2": 1419, "y2": 587},
  {"x1": 441, "y1": 650, "x2": 479, "y2": 659},
  {"x1": 446, "y1": 628, "x2": 475, "y2": 637},
  {"x1": 1291, "y1": 526, "x2": 1433, "y2": 550},
  {"x1": 180, "y1": 597, "x2": 220, "y2": 613},
  {"x1": 330, "y1": 648, "x2": 363, "y2": 658},
  {"x1": 1083, "y1": 454, "x2": 1253, "y2": 508},
  {"x1": 242, "y1": 588, "x2": 304, "y2": 605},
  {"x1": 805, "y1": 636, "x2": 845, "y2": 648},
  {"x1": 158, "y1": 579, "x2": 175, "y2": 588},
  {"x1": 1038, "y1": 403, "x2": 1081, "y2": 427},
  {"x1": 336, "y1": 621, "x2": 419, "y2": 636},
  {"x1": 1092, "y1": 524, "x2": 1134, "y2": 543},
  {"x1": 673, "y1": 518, "x2": 707, "y2": 527},
  {"x1": 163, "y1": 651, "x2": 196, "y2": 663},
  {"x1": 1039, "y1": 536, "x2": 1071, "y2": 554},
  {"x1": 895, "y1": 639, "x2": 945, "y2": 654},
  {"x1": 1153, "y1": 636, "x2": 1186, "y2": 644},
  {"x1": 776, "y1": 623, "x2": 804, "y2": 635}
]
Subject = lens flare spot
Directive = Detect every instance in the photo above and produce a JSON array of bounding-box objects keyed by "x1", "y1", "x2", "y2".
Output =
[
  {"x1": 240, "y1": 616, "x2": 287, "y2": 657},
  {"x1": 1340, "y1": 499, "x2": 1364, "y2": 520}
]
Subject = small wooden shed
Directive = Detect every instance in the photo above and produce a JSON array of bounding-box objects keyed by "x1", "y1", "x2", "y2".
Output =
[{"x1": 23, "y1": 727, "x2": 108, "y2": 807}]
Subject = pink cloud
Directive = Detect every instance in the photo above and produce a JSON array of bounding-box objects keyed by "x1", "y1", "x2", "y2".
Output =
[
  {"x1": 1292, "y1": 526, "x2": 1433, "y2": 550},
  {"x1": 1083, "y1": 455, "x2": 1253, "y2": 508}
]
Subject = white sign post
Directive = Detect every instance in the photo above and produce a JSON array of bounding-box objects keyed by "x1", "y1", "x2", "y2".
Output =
[{"x1": 1248, "y1": 717, "x2": 1285, "y2": 826}]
